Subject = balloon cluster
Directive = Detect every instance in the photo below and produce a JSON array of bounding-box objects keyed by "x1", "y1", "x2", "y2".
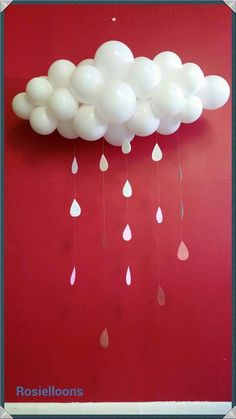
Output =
[{"x1": 12, "y1": 40, "x2": 230, "y2": 146}]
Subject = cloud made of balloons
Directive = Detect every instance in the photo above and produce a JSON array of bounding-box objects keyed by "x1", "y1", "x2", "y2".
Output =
[{"x1": 12, "y1": 40, "x2": 230, "y2": 147}]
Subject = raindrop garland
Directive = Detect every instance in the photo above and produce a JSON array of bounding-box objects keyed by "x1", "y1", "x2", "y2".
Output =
[
  {"x1": 152, "y1": 141, "x2": 166, "y2": 306},
  {"x1": 99, "y1": 140, "x2": 109, "y2": 348},
  {"x1": 122, "y1": 139, "x2": 132, "y2": 286},
  {"x1": 99, "y1": 140, "x2": 108, "y2": 246},
  {"x1": 69, "y1": 141, "x2": 80, "y2": 286},
  {"x1": 177, "y1": 134, "x2": 189, "y2": 261}
]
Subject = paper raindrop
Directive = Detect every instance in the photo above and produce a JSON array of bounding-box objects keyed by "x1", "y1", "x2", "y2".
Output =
[
  {"x1": 70, "y1": 267, "x2": 76, "y2": 285},
  {"x1": 100, "y1": 328, "x2": 109, "y2": 348},
  {"x1": 122, "y1": 140, "x2": 131, "y2": 154},
  {"x1": 99, "y1": 154, "x2": 108, "y2": 172},
  {"x1": 126, "y1": 266, "x2": 131, "y2": 286},
  {"x1": 152, "y1": 143, "x2": 163, "y2": 161},
  {"x1": 71, "y1": 156, "x2": 78, "y2": 174},
  {"x1": 123, "y1": 180, "x2": 132, "y2": 198},
  {"x1": 157, "y1": 285, "x2": 165, "y2": 306},
  {"x1": 177, "y1": 240, "x2": 189, "y2": 261},
  {"x1": 70, "y1": 198, "x2": 81, "y2": 217},
  {"x1": 156, "y1": 206, "x2": 163, "y2": 223},
  {"x1": 180, "y1": 200, "x2": 184, "y2": 219},
  {"x1": 122, "y1": 224, "x2": 132, "y2": 241}
]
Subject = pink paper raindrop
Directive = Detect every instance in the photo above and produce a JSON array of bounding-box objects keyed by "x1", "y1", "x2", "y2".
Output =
[
  {"x1": 177, "y1": 241, "x2": 189, "y2": 261},
  {"x1": 157, "y1": 286, "x2": 165, "y2": 306},
  {"x1": 100, "y1": 328, "x2": 109, "y2": 348}
]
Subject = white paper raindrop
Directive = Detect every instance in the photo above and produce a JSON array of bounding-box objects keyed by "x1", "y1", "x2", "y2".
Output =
[
  {"x1": 70, "y1": 198, "x2": 81, "y2": 217},
  {"x1": 122, "y1": 180, "x2": 132, "y2": 198},
  {"x1": 99, "y1": 154, "x2": 108, "y2": 172},
  {"x1": 156, "y1": 206, "x2": 163, "y2": 223},
  {"x1": 126, "y1": 266, "x2": 131, "y2": 286},
  {"x1": 71, "y1": 156, "x2": 78, "y2": 174},
  {"x1": 70, "y1": 267, "x2": 76, "y2": 285},
  {"x1": 122, "y1": 139, "x2": 131, "y2": 154},
  {"x1": 152, "y1": 143, "x2": 163, "y2": 161},
  {"x1": 122, "y1": 224, "x2": 132, "y2": 241}
]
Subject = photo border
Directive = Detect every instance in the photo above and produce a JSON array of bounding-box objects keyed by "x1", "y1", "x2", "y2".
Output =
[{"x1": 0, "y1": 1, "x2": 235, "y2": 417}]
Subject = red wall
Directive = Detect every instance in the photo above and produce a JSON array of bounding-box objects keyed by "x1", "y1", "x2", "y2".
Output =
[{"x1": 4, "y1": 3, "x2": 232, "y2": 402}]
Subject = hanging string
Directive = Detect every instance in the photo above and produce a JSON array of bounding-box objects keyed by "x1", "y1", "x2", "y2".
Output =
[
  {"x1": 125, "y1": 152, "x2": 129, "y2": 219},
  {"x1": 177, "y1": 133, "x2": 189, "y2": 261}
]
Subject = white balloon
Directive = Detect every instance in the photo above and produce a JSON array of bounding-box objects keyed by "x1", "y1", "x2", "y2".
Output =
[
  {"x1": 197, "y1": 75, "x2": 230, "y2": 110},
  {"x1": 95, "y1": 40, "x2": 134, "y2": 80},
  {"x1": 151, "y1": 82, "x2": 184, "y2": 116},
  {"x1": 126, "y1": 57, "x2": 161, "y2": 99},
  {"x1": 97, "y1": 81, "x2": 136, "y2": 124},
  {"x1": 12, "y1": 44, "x2": 231, "y2": 145},
  {"x1": 157, "y1": 115, "x2": 181, "y2": 135},
  {"x1": 26, "y1": 77, "x2": 53, "y2": 106},
  {"x1": 73, "y1": 105, "x2": 107, "y2": 141},
  {"x1": 104, "y1": 124, "x2": 134, "y2": 146},
  {"x1": 69, "y1": 65, "x2": 104, "y2": 104},
  {"x1": 126, "y1": 100, "x2": 160, "y2": 136},
  {"x1": 57, "y1": 120, "x2": 78, "y2": 139},
  {"x1": 48, "y1": 59, "x2": 76, "y2": 88},
  {"x1": 175, "y1": 63, "x2": 204, "y2": 95},
  {"x1": 29, "y1": 106, "x2": 57, "y2": 135},
  {"x1": 77, "y1": 58, "x2": 95, "y2": 67},
  {"x1": 178, "y1": 95, "x2": 203, "y2": 123},
  {"x1": 153, "y1": 51, "x2": 182, "y2": 81},
  {"x1": 48, "y1": 88, "x2": 78, "y2": 121},
  {"x1": 12, "y1": 92, "x2": 34, "y2": 120}
]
